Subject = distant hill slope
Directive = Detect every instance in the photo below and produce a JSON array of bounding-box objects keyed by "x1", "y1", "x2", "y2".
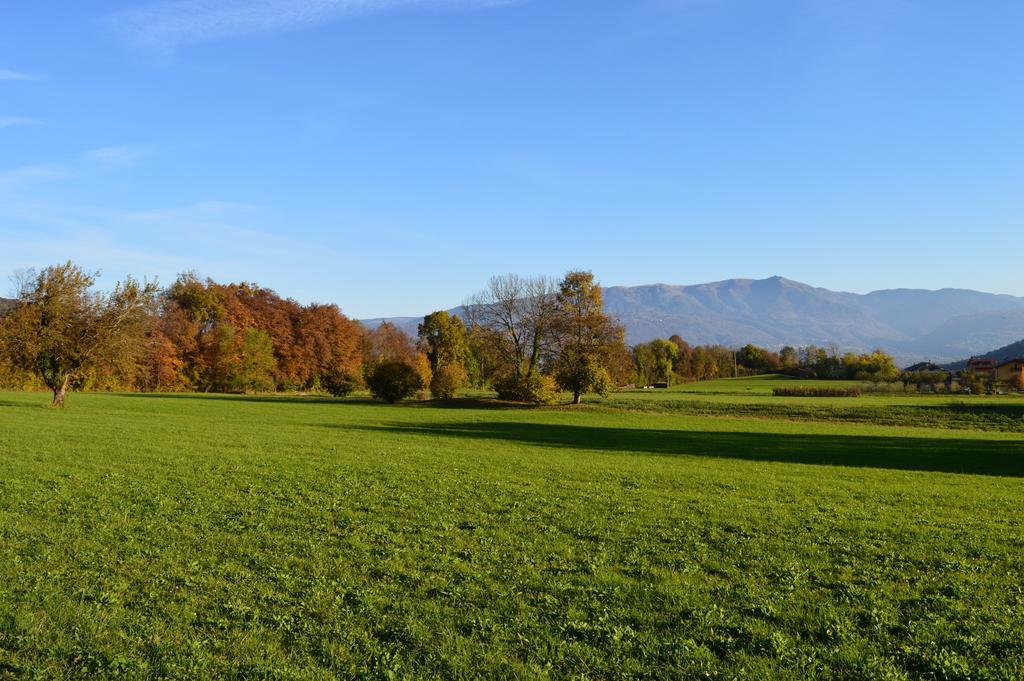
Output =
[
  {"x1": 942, "y1": 338, "x2": 1024, "y2": 371},
  {"x1": 362, "y1": 277, "x2": 1024, "y2": 365},
  {"x1": 0, "y1": 298, "x2": 15, "y2": 315}
]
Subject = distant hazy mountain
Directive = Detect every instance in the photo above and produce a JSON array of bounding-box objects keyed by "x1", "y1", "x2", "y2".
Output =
[
  {"x1": 942, "y1": 338, "x2": 1024, "y2": 371},
  {"x1": 0, "y1": 298, "x2": 14, "y2": 315},
  {"x1": 361, "y1": 276, "x2": 1024, "y2": 365}
]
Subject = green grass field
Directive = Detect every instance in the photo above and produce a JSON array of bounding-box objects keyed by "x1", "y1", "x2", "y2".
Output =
[{"x1": 2, "y1": 382, "x2": 1023, "y2": 679}]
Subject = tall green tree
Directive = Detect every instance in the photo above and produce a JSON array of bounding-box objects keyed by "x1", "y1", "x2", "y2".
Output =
[
  {"x1": 418, "y1": 311, "x2": 470, "y2": 399},
  {"x1": 668, "y1": 334, "x2": 693, "y2": 381},
  {"x1": 236, "y1": 328, "x2": 276, "y2": 392},
  {"x1": 417, "y1": 311, "x2": 469, "y2": 372},
  {"x1": 0, "y1": 262, "x2": 157, "y2": 406},
  {"x1": 636, "y1": 339, "x2": 679, "y2": 385},
  {"x1": 552, "y1": 270, "x2": 624, "y2": 404}
]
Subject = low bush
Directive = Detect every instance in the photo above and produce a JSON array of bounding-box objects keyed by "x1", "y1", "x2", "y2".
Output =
[
  {"x1": 493, "y1": 372, "x2": 559, "y2": 405},
  {"x1": 430, "y1": 364, "x2": 467, "y2": 400},
  {"x1": 773, "y1": 386, "x2": 861, "y2": 398},
  {"x1": 366, "y1": 362, "x2": 424, "y2": 403},
  {"x1": 322, "y1": 369, "x2": 361, "y2": 397}
]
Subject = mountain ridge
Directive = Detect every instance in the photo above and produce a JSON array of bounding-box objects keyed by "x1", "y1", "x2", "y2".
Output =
[
  {"x1": 361, "y1": 277, "x2": 1024, "y2": 366},
  {"x1": 942, "y1": 338, "x2": 1024, "y2": 371}
]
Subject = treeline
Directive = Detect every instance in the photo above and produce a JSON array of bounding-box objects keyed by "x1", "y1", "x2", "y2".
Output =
[
  {"x1": 0, "y1": 263, "x2": 626, "y2": 405},
  {"x1": 144, "y1": 273, "x2": 365, "y2": 393},
  {"x1": 0, "y1": 261, "x2": 903, "y2": 406},
  {"x1": 629, "y1": 338, "x2": 899, "y2": 385},
  {"x1": 0, "y1": 267, "x2": 368, "y2": 400}
]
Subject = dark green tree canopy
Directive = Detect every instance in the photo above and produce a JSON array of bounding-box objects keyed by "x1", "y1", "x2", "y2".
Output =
[{"x1": 366, "y1": 361, "x2": 424, "y2": 404}]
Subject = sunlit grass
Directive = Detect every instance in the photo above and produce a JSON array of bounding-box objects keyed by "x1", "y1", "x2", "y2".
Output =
[{"x1": 1, "y1": 390, "x2": 1022, "y2": 678}]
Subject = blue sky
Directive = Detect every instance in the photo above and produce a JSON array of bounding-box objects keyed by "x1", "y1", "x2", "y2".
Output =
[{"x1": 2, "y1": 0, "x2": 1022, "y2": 317}]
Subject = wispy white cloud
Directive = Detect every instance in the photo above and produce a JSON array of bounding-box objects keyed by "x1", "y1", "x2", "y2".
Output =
[
  {"x1": 83, "y1": 145, "x2": 149, "y2": 167},
  {"x1": 0, "y1": 117, "x2": 43, "y2": 129},
  {"x1": 106, "y1": 0, "x2": 523, "y2": 51},
  {"x1": 0, "y1": 145, "x2": 147, "y2": 193},
  {"x1": 0, "y1": 164, "x2": 69, "y2": 192},
  {"x1": 0, "y1": 197, "x2": 366, "y2": 301},
  {"x1": 0, "y1": 69, "x2": 41, "y2": 81},
  {"x1": 0, "y1": 146, "x2": 339, "y2": 283}
]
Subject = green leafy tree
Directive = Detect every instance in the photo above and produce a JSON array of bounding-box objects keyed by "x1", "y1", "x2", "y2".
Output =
[
  {"x1": 0, "y1": 262, "x2": 157, "y2": 406},
  {"x1": 236, "y1": 328, "x2": 276, "y2": 392},
  {"x1": 208, "y1": 324, "x2": 239, "y2": 392},
  {"x1": 552, "y1": 270, "x2": 624, "y2": 404},
  {"x1": 779, "y1": 346, "x2": 798, "y2": 371},
  {"x1": 648, "y1": 339, "x2": 678, "y2": 384},
  {"x1": 632, "y1": 339, "x2": 678, "y2": 385},
  {"x1": 465, "y1": 324, "x2": 505, "y2": 388},
  {"x1": 668, "y1": 334, "x2": 693, "y2": 381},
  {"x1": 418, "y1": 310, "x2": 469, "y2": 397},
  {"x1": 555, "y1": 355, "x2": 612, "y2": 401},
  {"x1": 418, "y1": 311, "x2": 468, "y2": 371}
]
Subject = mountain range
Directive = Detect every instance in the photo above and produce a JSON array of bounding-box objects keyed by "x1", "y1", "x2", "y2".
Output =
[
  {"x1": 363, "y1": 277, "x2": 1024, "y2": 367},
  {"x1": 4, "y1": 277, "x2": 1022, "y2": 367}
]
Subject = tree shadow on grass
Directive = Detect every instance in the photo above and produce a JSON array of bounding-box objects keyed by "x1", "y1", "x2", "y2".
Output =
[
  {"x1": 0, "y1": 399, "x2": 47, "y2": 409},
  {"x1": 115, "y1": 392, "x2": 378, "y2": 406},
  {"x1": 947, "y1": 402, "x2": 1024, "y2": 418},
  {"x1": 115, "y1": 393, "x2": 530, "y2": 410},
  {"x1": 405, "y1": 398, "x2": 536, "y2": 411},
  {"x1": 346, "y1": 421, "x2": 1024, "y2": 478}
]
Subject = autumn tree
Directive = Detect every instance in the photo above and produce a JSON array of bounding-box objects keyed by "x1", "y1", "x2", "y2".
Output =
[
  {"x1": 604, "y1": 340, "x2": 637, "y2": 387},
  {"x1": 0, "y1": 262, "x2": 157, "y2": 406},
  {"x1": 552, "y1": 271, "x2": 624, "y2": 404},
  {"x1": 136, "y1": 327, "x2": 184, "y2": 392},
  {"x1": 362, "y1": 322, "x2": 418, "y2": 367},
  {"x1": 296, "y1": 303, "x2": 363, "y2": 392},
  {"x1": 465, "y1": 274, "x2": 558, "y2": 379},
  {"x1": 160, "y1": 274, "x2": 363, "y2": 393},
  {"x1": 362, "y1": 322, "x2": 431, "y2": 392}
]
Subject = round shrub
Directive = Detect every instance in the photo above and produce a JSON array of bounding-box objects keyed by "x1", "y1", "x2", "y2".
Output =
[
  {"x1": 366, "y1": 361, "x2": 424, "y2": 404},
  {"x1": 430, "y1": 364, "x2": 467, "y2": 400},
  {"x1": 493, "y1": 372, "x2": 559, "y2": 405}
]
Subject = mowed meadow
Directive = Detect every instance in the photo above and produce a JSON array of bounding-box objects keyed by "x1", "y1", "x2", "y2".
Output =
[{"x1": 2, "y1": 379, "x2": 1024, "y2": 679}]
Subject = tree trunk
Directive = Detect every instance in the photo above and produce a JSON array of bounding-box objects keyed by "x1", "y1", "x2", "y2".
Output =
[
  {"x1": 51, "y1": 376, "x2": 69, "y2": 408},
  {"x1": 573, "y1": 390, "x2": 582, "y2": 405}
]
